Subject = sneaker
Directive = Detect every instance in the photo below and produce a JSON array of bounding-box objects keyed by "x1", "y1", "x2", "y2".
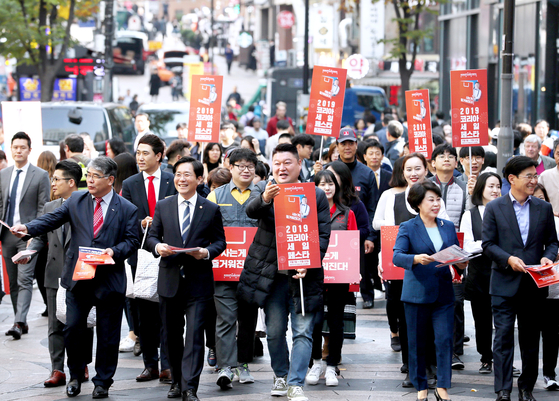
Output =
[
  {"x1": 287, "y1": 385, "x2": 308, "y2": 401},
  {"x1": 305, "y1": 360, "x2": 325, "y2": 385},
  {"x1": 216, "y1": 367, "x2": 234, "y2": 389},
  {"x1": 452, "y1": 354, "x2": 465, "y2": 370},
  {"x1": 325, "y1": 366, "x2": 338, "y2": 386},
  {"x1": 271, "y1": 375, "x2": 288, "y2": 397},
  {"x1": 207, "y1": 347, "x2": 217, "y2": 367},
  {"x1": 544, "y1": 376, "x2": 559, "y2": 390},
  {"x1": 390, "y1": 335, "x2": 402, "y2": 352},
  {"x1": 235, "y1": 363, "x2": 255, "y2": 384},
  {"x1": 118, "y1": 336, "x2": 135, "y2": 352},
  {"x1": 513, "y1": 366, "x2": 521, "y2": 377},
  {"x1": 479, "y1": 362, "x2": 492, "y2": 374}
]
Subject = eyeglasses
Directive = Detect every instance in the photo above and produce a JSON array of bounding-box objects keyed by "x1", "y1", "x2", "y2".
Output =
[
  {"x1": 86, "y1": 173, "x2": 109, "y2": 181},
  {"x1": 233, "y1": 164, "x2": 255, "y2": 172},
  {"x1": 518, "y1": 174, "x2": 539, "y2": 181},
  {"x1": 51, "y1": 177, "x2": 71, "y2": 183},
  {"x1": 435, "y1": 154, "x2": 456, "y2": 160},
  {"x1": 463, "y1": 156, "x2": 484, "y2": 162}
]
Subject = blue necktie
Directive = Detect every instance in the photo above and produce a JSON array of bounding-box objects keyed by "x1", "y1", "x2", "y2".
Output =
[
  {"x1": 6, "y1": 169, "x2": 22, "y2": 227},
  {"x1": 180, "y1": 201, "x2": 191, "y2": 279}
]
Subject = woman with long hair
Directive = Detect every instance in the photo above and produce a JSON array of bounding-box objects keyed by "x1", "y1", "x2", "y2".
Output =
[
  {"x1": 203, "y1": 142, "x2": 223, "y2": 179},
  {"x1": 114, "y1": 153, "x2": 138, "y2": 195},
  {"x1": 106, "y1": 138, "x2": 127, "y2": 159},
  {"x1": 240, "y1": 135, "x2": 267, "y2": 163}
]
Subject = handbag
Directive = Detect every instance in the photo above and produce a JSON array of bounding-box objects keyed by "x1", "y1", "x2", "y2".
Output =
[
  {"x1": 125, "y1": 260, "x2": 135, "y2": 298},
  {"x1": 133, "y1": 227, "x2": 160, "y2": 302},
  {"x1": 56, "y1": 283, "x2": 96, "y2": 328}
]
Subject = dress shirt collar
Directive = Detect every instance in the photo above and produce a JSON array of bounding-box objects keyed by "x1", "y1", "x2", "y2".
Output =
[
  {"x1": 14, "y1": 162, "x2": 30, "y2": 174},
  {"x1": 142, "y1": 168, "x2": 161, "y2": 181},
  {"x1": 508, "y1": 190, "x2": 531, "y2": 206},
  {"x1": 229, "y1": 179, "x2": 254, "y2": 194},
  {"x1": 178, "y1": 191, "x2": 198, "y2": 209},
  {"x1": 92, "y1": 190, "x2": 114, "y2": 205}
]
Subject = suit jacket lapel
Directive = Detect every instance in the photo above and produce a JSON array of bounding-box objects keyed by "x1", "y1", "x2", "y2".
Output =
[
  {"x1": 171, "y1": 195, "x2": 181, "y2": 241},
  {"x1": 159, "y1": 175, "x2": 172, "y2": 200},
  {"x1": 136, "y1": 175, "x2": 150, "y2": 217},
  {"x1": 185, "y1": 194, "x2": 203, "y2": 245},
  {"x1": 103, "y1": 191, "x2": 120, "y2": 231},
  {"x1": 526, "y1": 200, "x2": 540, "y2": 246},
  {"x1": 53, "y1": 199, "x2": 64, "y2": 245},
  {"x1": 1, "y1": 167, "x2": 13, "y2": 218},
  {"x1": 19, "y1": 165, "x2": 34, "y2": 200},
  {"x1": 499, "y1": 195, "x2": 524, "y2": 246}
]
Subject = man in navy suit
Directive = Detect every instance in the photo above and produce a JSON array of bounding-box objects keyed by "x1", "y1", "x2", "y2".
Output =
[
  {"x1": 122, "y1": 134, "x2": 176, "y2": 384},
  {"x1": 483, "y1": 156, "x2": 559, "y2": 401},
  {"x1": 146, "y1": 156, "x2": 226, "y2": 401},
  {"x1": 11, "y1": 157, "x2": 140, "y2": 399}
]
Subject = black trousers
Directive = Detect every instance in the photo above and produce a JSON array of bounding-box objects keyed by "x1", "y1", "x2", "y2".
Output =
[
  {"x1": 470, "y1": 293, "x2": 493, "y2": 364},
  {"x1": 542, "y1": 298, "x2": 559, "y2": 378},
  {"x1": 453, "y1": 282, "x2": 465, "y2": 355},
  {"x1": 65, "y1": 286, "x2": 124, "y2": 388},
  {"x1": 385, "y1": 280, "x2": 408, "y2": 365},
  {"x1": 360, "y1": 246, "x2": 376, "y2": 304},
  {"x1": 137, "y1": 298, "x2": 169, "y2": 370}
]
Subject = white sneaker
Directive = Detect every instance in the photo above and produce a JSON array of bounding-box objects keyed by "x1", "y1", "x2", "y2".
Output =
[
  {"x1": 305, "y1": 360, "x2": 325, "y2": 385},
  {"x1": 271, "y1": 375, "x2": 288, "y2": 396},
  {"x1": 325, "y1": 366, "x2": 338, "y2": 386},
  {"x1": 118, "y1": 336, "x2": 135, "y2": 352},
  {"x1": 287, "y1": 385, "x2": 308, "y2": 401},
  {"x1": 544, "y1": 376, "x2": 559, "y2": 390}
]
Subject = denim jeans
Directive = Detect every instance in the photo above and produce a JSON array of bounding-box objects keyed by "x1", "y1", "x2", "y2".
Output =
[{"x1": 264, "y1": 274, "x2": 315, "y2": 386}]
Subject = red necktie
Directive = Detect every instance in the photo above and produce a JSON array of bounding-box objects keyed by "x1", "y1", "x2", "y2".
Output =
[
  {"x1": 93, "y1": 197, "x2": 104, "y2": 237},
  {"x1": 147, "y1": 176, "x2": 156, "y2": 217}
]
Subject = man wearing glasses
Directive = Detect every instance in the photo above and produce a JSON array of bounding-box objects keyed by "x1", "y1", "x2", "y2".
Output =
[
  {"x1": 11, "y1": 157, "x2": 140, "y2": 399},
  {"x1": 458, "y1": 146, "x2": 486, "y2": 195},
  {"x1": 483, "y1": 156, "x2": 558, "y2": 401}
]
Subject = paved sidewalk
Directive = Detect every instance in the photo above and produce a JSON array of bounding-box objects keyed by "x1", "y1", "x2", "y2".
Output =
[{"x1": 0, "y1": 286, "x2": 555, "y2": 400}]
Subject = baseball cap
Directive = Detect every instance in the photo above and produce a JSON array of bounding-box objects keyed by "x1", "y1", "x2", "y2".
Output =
[{"x1": 338, "y1": 127, "x2": 358, "y2": 142}]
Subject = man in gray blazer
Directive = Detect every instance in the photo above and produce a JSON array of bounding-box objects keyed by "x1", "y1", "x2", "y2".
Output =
[{"x1": 0, "y1": 132, "x2": 50, "y2": 339}]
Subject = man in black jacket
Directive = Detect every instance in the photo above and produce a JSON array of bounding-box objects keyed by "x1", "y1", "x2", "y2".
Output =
[{"x1": 237, "y1": 144, "x2": 331, "y2": 401}]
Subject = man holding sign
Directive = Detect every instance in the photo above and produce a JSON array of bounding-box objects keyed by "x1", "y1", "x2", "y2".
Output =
[{"x1": 237, "y1": 144, "x2": 331, "y2": 401}]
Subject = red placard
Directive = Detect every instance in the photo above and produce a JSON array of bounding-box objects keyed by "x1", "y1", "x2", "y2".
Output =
[
  {"x1": 188, "y1": 75, "x2": 223, "y2": 143},
  {"x1": 323, "y1": 230, "x2": 360, "y2": 284},
  {"x1": 0, "y1": 242, "x2": 10, "y2": 295},
  {"x1": 274, "y1": 183, "x2": 322, "y2": 270},
  {"x1": 212, "y1": 227, "x2": 257, "y2": 281},
  {"x1": 306, "y1": 66, "x2": 347, "y2": 137},
  {"x1": 450, "y1": 69, "x2": 489, "y2": 147},
  {"x1": 381, "y1": 226, "x2": 405, "y2": 280},
  {"x1": 405, "y1": 89, "x2": 433, "y2": 159}
]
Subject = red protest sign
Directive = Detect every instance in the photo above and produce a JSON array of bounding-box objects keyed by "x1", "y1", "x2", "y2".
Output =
[
  {"x1": 450, "y1": 69, "x2": 489, "y2": 147},
  {"x1": 405, "y1": 89, "x2": 433, "y2": 159},
  {"x1": 323, "y1": 230, "x2": 360, "y2": 284},
  {"x1": 212, "y1": 227, "x2": 257, "y2": 281},
  {"x1": 188, "y1": 75, "x2": 223, "y2": 143},
  {"x1": 274, "y1": 182, "x2": 322, "y2": 270},
  {"x1": 306, "y1": 66, "x2": 347, "y2": 137},
  {"x1": 381, "y1": 225, "x2": 404, "y2": 280},
  {"x1": 0, "y1": 243, "x2": 10, "y2": 295}
]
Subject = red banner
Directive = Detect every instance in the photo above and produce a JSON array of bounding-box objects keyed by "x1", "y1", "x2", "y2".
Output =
[
  {"x1": 323, "y1": 230, "x2": 360, "y2": 284},
  {"x1": 306, "y1": 66, "x2": 347, "y2": 137},
  {"x1": 0, "y1": 242, "x2": 10, "y2": 295},
  {"x1": 450, "y1": 69, "x2": 489, "y2": 147},
  {"x1": 274, "y1": 182, "x2": 322, "y2": 270},
  {"x1": 188, "y1": 75, "x2": 223, "y2": 143},
  {"x1": 405, "y1": 89, "x2": 433, "y2": 159},
  {"x1": 212, "y1": 227, "x2": 257, "y2": 281},
  {"x1": 381, "y1": 225, "x2": 404, "y2": 280}
]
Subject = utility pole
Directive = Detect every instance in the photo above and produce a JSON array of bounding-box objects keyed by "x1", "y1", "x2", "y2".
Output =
[
  {"x1": 210, "y1": 0, "x2": 215, "y2": 74},
  {"x1": 302, "y1": 0, "x2": 310, "y2": 94},
  {"x1": 497, "y1": 0, "x2": 515, "y2": 175},
  {"x1": 104, "y1": 0, "x2": 115, "y2": 101}
]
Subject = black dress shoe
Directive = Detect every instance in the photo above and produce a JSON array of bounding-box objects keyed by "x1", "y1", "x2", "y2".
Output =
[
  {"x1": 6, "y1": 323, "x2": 27, "y2": 340},
  {"x1": 402, "y1": 373, "x2": 413, "y2": 388},
  {"x1": 435, "y1": 388, "x2": 451, "y2": 401},
  {"x1": 182, "y1": 389, "x2": 199, "y2": 401},
  {"x1": 168, "y1": 383, "x2": 181, "y2": 398},
  {"x1": 363, "y1": 300, "x2": 374, "y2": 309},
  {"x1": 133, "y1": 338, "x2": 142, "y2": 356},
  {"x1": 518, "y1": 389, "x2": 536, "y2": 401},
  {"x1": 66, "y1": 379, "x2": 81, "y2": 397},
  {"x1": 496, "y1": 389, "x2": 511, "y2": 400},
  {"x1": 92, "y1": 385, "x2": 109, "y2": 399}
]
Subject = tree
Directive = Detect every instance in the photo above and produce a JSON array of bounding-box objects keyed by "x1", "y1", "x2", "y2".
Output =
[{"x1": 0, "y1": 0, "x2": 99, "y2": 101}]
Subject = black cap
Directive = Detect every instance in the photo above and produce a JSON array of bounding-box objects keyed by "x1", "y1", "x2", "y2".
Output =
[{"x1": 337, "y1": 127, "x2": 358, "y2": 142}]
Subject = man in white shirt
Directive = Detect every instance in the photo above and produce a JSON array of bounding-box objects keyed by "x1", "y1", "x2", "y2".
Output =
[{"x1": 133, "y1": 113, "x2": 153, "y2": 151}]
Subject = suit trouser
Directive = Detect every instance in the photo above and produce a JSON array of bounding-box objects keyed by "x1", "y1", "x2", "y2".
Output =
[
  {"x1": 542, "y1": 298, "x2": 559, "y2": 378},
  {"x1": 492, "y1": 292, "x2": 545, "y2": 393},
  {"x1": 360, "y1": 246, "x2": 376, "y2": 303},
  {"x1": 137, "y1": 298, "x2": 169, "y2": 370},
  {"x1": 214, "y1": 281, "x2": 258, "y2": 368},
  {"x1": 1, "y1": 231, "x2": 38, "y2": 324},
  {"x1": 453, "y1": 282, "x2": 465, "y2": 355},
  {"x1": 65, "y1": 286, "x2": 124, "y2": 388},
  {"x1": 160, "y1": 288, "x2": 213, "y2": 392},
  {"x1": 470, "y1": 293, "x2": 493, "y2": 364}
]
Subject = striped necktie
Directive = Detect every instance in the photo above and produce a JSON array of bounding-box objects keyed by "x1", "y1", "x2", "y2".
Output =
[
  {"x1": 93, "y1": 198, "x2": 103, "y2": 238},
  {"x1": 181, "y1": 200, "x2": 191, "y2": 243}
]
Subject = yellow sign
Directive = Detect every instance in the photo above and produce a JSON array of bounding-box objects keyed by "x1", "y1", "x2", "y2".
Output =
[{"x1": 184, "y1": 63, "x2": 204, "y2": 101}]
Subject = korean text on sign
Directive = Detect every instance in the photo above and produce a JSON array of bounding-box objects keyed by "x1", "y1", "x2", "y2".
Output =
[
  {"x1": 322, "y1": 230, "x2": 360, "y2": 284},
  {"x1": 274, "y1": 183, "x2": 322, "y2": 270},
  {"x1": 212, "y1": 227, "x2": 257, "y2": 282},
  {"x1": 450, "y1": 69, "x2": 489, "y2": 147},
  {"x1": 306, "y1": 66, "x2": 347, "y2": 137},
  {"x1": 188, "y1": 75, "x2": 223, "y2": 143},
  {"x1": 405, "y1": 89, "x2": 433, "y2": 159}
]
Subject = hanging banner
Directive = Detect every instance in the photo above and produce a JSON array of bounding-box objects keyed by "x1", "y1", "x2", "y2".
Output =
[
  {"x1": 405, "y1": 89, "x2": 433, "y2": 159},
  {"x1": 212, "y1": 227, "x2": 257, "y2": 281},
  {"x1": 450, "y1": 69, "x2": 489, "y2": 147},
  {"x1": 188, "y1": 75, "x2": 223, "y2": 142},
  {"x1": 323, "y1": 230, "x2": 360, "y2": 284},
  {"x1": 274, "y1": 182, "x2": 322, "y2": 270},
  {"x1": 306, "y1": 66, "x2": 347, "y2": 137}
]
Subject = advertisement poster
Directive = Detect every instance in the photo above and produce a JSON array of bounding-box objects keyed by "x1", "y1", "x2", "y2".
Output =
[
  {"x1": 274, "y1": 183, "x2": 322, "y2": 270},
  {"x1": 188, "y1": 75, "x2": 223, "y2": 142},
  {"x1": 405, "y1": 89, "x2": 433, "y2": 158},
  {"x1": 526, "y1": 263, "x2": 559, "y2": 288},
  {"x1": 306, "y1": 66, "x2": 347, "y2": 137},
  {"x1": 73, "y1": 247, "x2": 115, "y2": 281},
  {"x1": 450, "y1": 69, "x2": 489, "y2": 147},
  {"x1": 323, "y1": 230, "x2": 360, "y2": 284},
  {"x1": 381, "y1": 226, "x2": 404, "y2": 280},
  {"x1": 1, "y1": 101, "x2": 43, "y2": 164},
  {"x1": 19, "y1": 78, "x2": 77, "y2": 101},
  {"x1": 213, "y1": 227, "x2": 257, "y2": 281}
]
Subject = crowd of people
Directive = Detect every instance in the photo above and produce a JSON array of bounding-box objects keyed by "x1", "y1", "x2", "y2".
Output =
[{"x1": 0, "y1": 102, "x2": 558, "y2": 401}]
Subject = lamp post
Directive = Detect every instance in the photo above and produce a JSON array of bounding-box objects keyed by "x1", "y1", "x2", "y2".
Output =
[{"x1": 302, "y1": 0, "x2": 310, "y2": 95}]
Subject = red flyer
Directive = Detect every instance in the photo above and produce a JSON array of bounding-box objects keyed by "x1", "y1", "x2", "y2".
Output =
[
  {"x1": 188, "y1": 75, "x2": 223, "y2": 143},
  {"x1": 526, "y1": 263, "x2": 559, "y2": 289},
  {"x1": 405, "y1": 89, "x2": 433, "y2": 159},
  {"x1": 381, "y1": 226, "x2": 404, "y2": 280},
  {"x1": 213, "y1": 227, "x2": 257, "y2": 281},
  {"x1": 274, "y1": 182, "x2": 322, "y2": 270},
  {"x1": 0, "y1": 243, "x2": 10, "y2": 295},
  {"x1": 306, "y1": 66, "x2": 347, "y2": 137},
  {"x1": 450, "y1": 69, "x2": 489, "y2": 147},
  {"x1": 323, "y1": 230, "x2": 360, "y2": 284}
]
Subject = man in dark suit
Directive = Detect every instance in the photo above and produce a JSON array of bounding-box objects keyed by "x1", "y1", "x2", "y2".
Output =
[
  {"x1": 146, "y1": 156, "x2": 226, "y2": 401},
  {"x1": 22, "y1": 161, "x2": 93, "y2": 387},
  {"x1": 482, "y1": 156, "x2": 559, "y2": 401},
  {"x1": 0, "y1": 131, "x2": 50, "y2": 339},
  {"x1": 11, "y1": 157, "x2": 140, "y2": 399},
  {"x1": 121, "y1": 134, "x2": 176, "y2": 384}
]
